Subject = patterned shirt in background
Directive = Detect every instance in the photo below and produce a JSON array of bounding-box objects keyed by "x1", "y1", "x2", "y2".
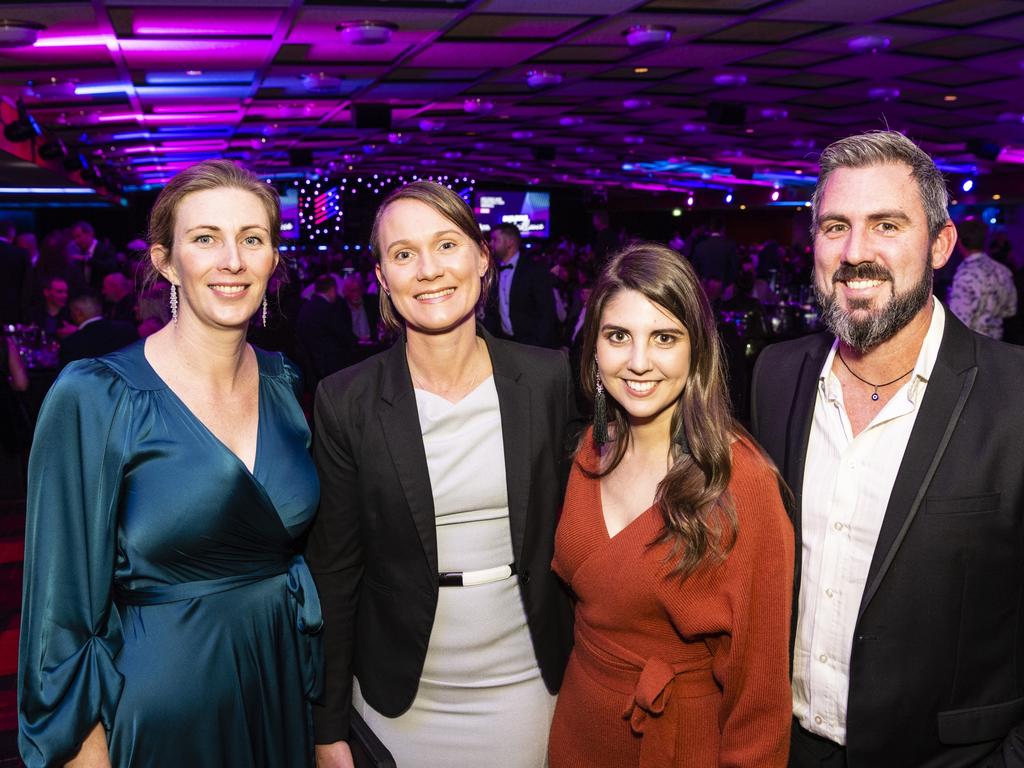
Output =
[{"x1": 948, "y1": 251, "x2": 1018, "y2": 340}]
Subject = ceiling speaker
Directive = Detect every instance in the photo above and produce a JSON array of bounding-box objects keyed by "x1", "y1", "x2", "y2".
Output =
[{"x1": 354, "y1": 104, "x2": 392, "y2": 130}]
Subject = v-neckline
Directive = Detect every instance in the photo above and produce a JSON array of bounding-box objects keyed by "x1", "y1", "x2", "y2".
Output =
[
  {"x1": 596, "y1": 478, "x2": 655, "y2": 541},
  {"x1": 141, "y1": 341, "x2": 264, "y2": 478}
]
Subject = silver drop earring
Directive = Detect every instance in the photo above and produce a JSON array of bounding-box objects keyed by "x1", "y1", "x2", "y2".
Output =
[
  {"x1": 169, "y1": 283, "x2": 178, "y2": 324},
  {"x1": 262, "y1": 294, "x2": 268, "y2": 327}
]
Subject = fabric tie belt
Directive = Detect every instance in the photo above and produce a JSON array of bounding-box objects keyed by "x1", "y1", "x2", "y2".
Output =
[
  {"x1": 574, "y1": 618, "x2": 719, "y2": 768},
  {"x1": 438, "y1": 562, "x2": 515, "y2": 587},
  {"x1": 114, "y1": 555, "x2": 324, "y2": 701}
]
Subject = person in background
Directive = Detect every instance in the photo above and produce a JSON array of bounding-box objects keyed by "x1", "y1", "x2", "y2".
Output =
[
  {"x1": 101, "y1": 272, "x2": 137, "y2": 324},
  {"x1": 484, "y1": 222, "x2": 560, "y2": 348},
  {"x1": 948, "y1": 218, "x2": 1017, "y2": 340},
  {"x1": 0, "y1": 219, "x2": 29, "y2": 325},
  {"x1": 340, "y1": 272, "x2": 380, "y2": 346},
  {"x1": 295, "y1": 273, "x2": 357, "y2": 390},
  {"x1": 135, "y1": 283, "x2": 171, "y2": 339},
  {"x1": 690, "y1": 217, "x2": 740, "y2": 302},
  {"x1": 19, "y1": 158, "x2": 322, "y2": 767},
  {"x1": 26, "y1": 276, "x2": 76, "y2": 339},
  {"x1": 58, "y1": 293, "x2": 137, "y2": 367},
  {"x1": 549, "y1": 242, "x2": 793, "y2": 768},
  {"x1": 3, "y1": 333, "x2": 29, "y2": 393},
  {"x1": 66, "y1": 220, "x2": 118, "y2": 294},
  {"x1": 308, "y1": 180, "x2": 577, "y2": 768}
]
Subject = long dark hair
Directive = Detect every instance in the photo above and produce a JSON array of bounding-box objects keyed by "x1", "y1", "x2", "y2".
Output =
[{"x1": 578, "y1": 242, "x2": 737, "y2": 579}]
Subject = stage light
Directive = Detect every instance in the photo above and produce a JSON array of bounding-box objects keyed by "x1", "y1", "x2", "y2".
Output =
[
  {"x1": 962, "y1": 179, "x2": 974, "y2": 192},
  {"x1": 672, "y1": 208, "x2": 682, "y2": 217},
  {"x1": 687, "y1": 196, "x2": 694, "y2": 206},
  {"x1": 4, "y1": 100, "x2": 41, "y2": 142},
  {"x1": 771, "y1": 190, "x2": 780, "y2": 201},
  {"x1": 725, "y1": 193, "x2": 733, "y2": 204},
  {"x1": 39, "y1": 139, "x2": 68, "y2": 160}
]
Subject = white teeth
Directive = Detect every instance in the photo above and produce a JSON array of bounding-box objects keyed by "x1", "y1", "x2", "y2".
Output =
[
  {"x1": 845, "y1": 279, "x2": 883, "y2": 290},
  {"x1": 624, "y1": 380, "x2": 657, "y2": 393},
  {"x1": 210, "y1": 284, "x2": 246, "y2": 294},
  {"x1": 417, "y1": 288, "x2": 455, "y2": 300}
]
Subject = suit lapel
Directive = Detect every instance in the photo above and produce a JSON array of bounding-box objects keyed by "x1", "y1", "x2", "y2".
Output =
[
  {"x1": 486, "y1": 332, "x2": 531, "y2": 564},
  {"x1": 377, "y1": 337, "x2": 439, "y2": 574},
  {"x1": 785, "y1": 338, "x2": 832, "y2": 520},
  {"x1": 857, "y1": 315, "x2": 978, "y2": 620}
]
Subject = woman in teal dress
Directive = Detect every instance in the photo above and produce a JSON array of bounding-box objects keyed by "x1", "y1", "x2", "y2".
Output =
[{"x1": 18, "y1": 160, "x2": 322, "y2": 768}]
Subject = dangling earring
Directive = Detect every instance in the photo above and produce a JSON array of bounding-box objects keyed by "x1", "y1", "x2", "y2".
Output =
[
  {"x1": 593, "y1": 362, "x2": 609, "y2": 444},
  {"x1": 169, "y1": 283, "x2": 178, "y2": 324},
  {"x1": 261, "y1": 294, "x2": 268, "y2": 327}
]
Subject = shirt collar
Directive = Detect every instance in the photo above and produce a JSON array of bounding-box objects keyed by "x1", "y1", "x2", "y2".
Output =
[
  {"x1": 502, "y1": 251, "x2": 520, "y2": 270},
  {"x1": 78, "y1": 315, "x2": 103, "y2": 330},
  {"x1": 818, "y1": 298, "x2": 946, "y2": 404}
]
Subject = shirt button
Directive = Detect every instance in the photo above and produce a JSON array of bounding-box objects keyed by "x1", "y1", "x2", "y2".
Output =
[
  {"x1": 814, "y1": 715, "x2": 824, "y2": 725},
  {"x1": 825, "y1": 588, "x2": 834, "y2": 597},
  {"x1": 819, "y1": 653, "x2": 828, "y2": 663},
  {"x1": 833, "y1": 521, "x2": 843, "y2": 531}
]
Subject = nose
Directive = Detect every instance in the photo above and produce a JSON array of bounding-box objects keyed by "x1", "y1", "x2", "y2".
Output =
[
  {"x1": 627, "y1": 341, "x2": 653, "y2": 375},
  {"x1": 841, "y1": 224, "x2": 873, "y2": 265},
  {"x1": 416, "y1": 249, "x2": 443, "y2": 281},
  {"x1": 218, "y1": 239, "x2": 244, "y2": 272}
]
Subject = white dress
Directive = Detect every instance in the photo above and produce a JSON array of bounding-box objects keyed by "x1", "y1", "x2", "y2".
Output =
[{"x1": 352, "y1": 376, "x2": 556, "y2": 768}]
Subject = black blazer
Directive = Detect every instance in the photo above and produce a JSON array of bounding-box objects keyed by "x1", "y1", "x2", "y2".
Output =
[
  {"x1": 306, "y1": 327, "x2": 579, "y2": 743},
  {"x1": 58, "y1": 318, "x2": 137, "y2": 366},
  {"x1": 751, "y1": 311, "x2": 1024, "y2": 768},
  {"x1": 484, "y1": 256, "x2": 559, "y2": 348}
]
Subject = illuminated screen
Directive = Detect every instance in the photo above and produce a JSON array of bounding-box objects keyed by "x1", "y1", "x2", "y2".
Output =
[
  {"x1": 475, "y1": 191, "x2": 550, "y2": 238},
  {"x1": 279, "y1": 188, "x2": 298, "y2": 239}
]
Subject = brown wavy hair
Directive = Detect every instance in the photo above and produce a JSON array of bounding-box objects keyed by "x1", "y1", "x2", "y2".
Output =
[
  {"x1": 369, "y1": 180, "x2": 495, "y2": 331},
  {"x1": 578, "y1": 242, "x2": 739, "y2": 579}
]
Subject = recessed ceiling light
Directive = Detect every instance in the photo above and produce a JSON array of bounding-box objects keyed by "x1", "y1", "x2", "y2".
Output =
[
  {"x1": 622, "y1": 98, "x2": 650, "y2": 110},
  {"x1": 847, "y1": 35, "x2": 890, "y2": 54},
  {"x1": 714, "y1": 73, "x2": 747, "y2": 87},
  {"x1": 301, "y1": 72, "x2": 343, "y2": 93},
  {"x1": 0, "y1": 19, "x2": 45, "y2": 48},
  {"x1": 760, "y1": 107, "x2": 788, "y2": 120},
  {"x1": 868, "y1": 86, "x2": 900, "y2": 101},
  {"x1": 944, "y1": 94, "x2": 958, "y2": 102},
  {"x1": 463, "y1": 98, "x2": 493, "y2": 114},
  {"x1": 526, "y1": 70, "x2": 562, "y2": 88},
  {"x1": 624, "y1": 24, "x2": 674, "y2": 47},
  {"x1": 993, "y1": 194, "x2": 1001, "y2": 200},
  {"x1": 633, "y1": 67, "x2": 649, "y2": 74},
  {"x1": 337, "y1": 21, "x2": 396, "y2": 46}
]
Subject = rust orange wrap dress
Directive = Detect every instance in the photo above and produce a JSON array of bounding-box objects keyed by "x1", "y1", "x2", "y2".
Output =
[{"x1": 549, "y1": 435, "x2": 794, "y2": 768}]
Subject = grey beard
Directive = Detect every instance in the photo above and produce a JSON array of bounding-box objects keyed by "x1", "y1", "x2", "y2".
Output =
[{"x1": 814, "y1": 266, "x2": 933, "y2": 353}]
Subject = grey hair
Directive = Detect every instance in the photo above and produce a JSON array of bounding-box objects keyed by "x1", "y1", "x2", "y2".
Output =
[{"x1": 811, "y1": 130, "x2": 950, "y2": 242}]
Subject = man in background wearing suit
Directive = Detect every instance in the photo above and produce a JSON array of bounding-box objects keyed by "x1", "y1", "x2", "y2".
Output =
[
  {"x1": 485, "y1": 223, "x2": 558, "y2": 348},
  {"x1": 59, "y1": 293, "x2": 137, "y2": 366},
  {"x1": 752, "y1": 130, "x2": 1024, "y2": 767},
  {"x1": 66, "y1": 221, "x2": 119, "y2": 295},
  {"x1": 295, "y1": 274, "x2": 357, "y2": 391},
  {"x1": 0, "y1": 220, "x2": 29, "y2": 324}
]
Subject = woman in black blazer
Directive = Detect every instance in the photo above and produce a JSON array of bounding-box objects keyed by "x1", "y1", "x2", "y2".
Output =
[{"x1": 307, "y1": 181, "x2": 578, "y2": 768}]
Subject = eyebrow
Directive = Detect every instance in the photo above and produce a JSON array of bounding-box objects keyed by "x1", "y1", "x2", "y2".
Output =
[
  {"x1": 818, "y1": 210, "x2": 913, "y2": 227},
  {"x1": 386, "y1": 229, "x2": 463, "y2": 251},
  {"x1": 184, "y1": 224, "x2": 269, "y2": 234},
  {"x1": 600, "y1": 323, "x2": 684, "y2": 335}
]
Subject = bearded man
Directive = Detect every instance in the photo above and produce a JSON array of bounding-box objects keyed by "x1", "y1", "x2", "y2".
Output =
[{"x1": 751, "y1": 130, "x2": 1024, "y2": 768}]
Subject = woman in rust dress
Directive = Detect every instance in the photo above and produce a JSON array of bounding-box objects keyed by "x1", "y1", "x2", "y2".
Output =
[{"x1": 549, "y1": 242, "x2": 794, "y2": 768}]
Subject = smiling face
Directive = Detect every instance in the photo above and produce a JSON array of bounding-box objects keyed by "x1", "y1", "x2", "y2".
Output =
[
  {"x1": 152, "y1": 186, "x2": 278, "y2": 332},
  {"x1": 596, "y1": 288, "x2": 691, "y2": 432},
  {"x1": 812, "y1": 162, "x2": 955, "y2": 351},
  {"x1": 374, "y1": 198, "x2": 489, "y2": 335}
]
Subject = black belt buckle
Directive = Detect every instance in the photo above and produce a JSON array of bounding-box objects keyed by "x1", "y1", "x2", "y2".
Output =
[{"x1": 438, "y1": 562, "x2": 516, "y2": 587}]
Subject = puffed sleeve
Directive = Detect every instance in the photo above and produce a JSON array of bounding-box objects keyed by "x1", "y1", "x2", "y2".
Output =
[
  {"x1": 305, "y1": 379, "x2": 364, "y2": 743},
  {"x1": 18, "y1": 360, "x2": 133, "y2": 767},
  {"x1": 712, "y1": 447, "x2": 794, "y2": 767}
]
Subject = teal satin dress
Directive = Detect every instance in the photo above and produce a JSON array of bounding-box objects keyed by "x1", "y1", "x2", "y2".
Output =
[{"x1": 18, "y1": 341, "x2": 322, "y2": 768}]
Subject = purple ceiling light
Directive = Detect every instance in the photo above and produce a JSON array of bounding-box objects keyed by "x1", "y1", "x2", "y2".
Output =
[
  {"x1": 338, "y1": 21, "x2": 396, "y2": 46},
  {"x1": 419, "y1": 119, "x2": 445, "y2": 132},
  {"x1": 526, "y1": 70, "x2": 562, "y2": 88},
  {"x1": 848, "y1": 35, "x2": 890, "y2": 54},
  {"x1": 0, "y1": 19, "x2": 45, "y2": 48},
  {"x1": 868, "y1": 86, "x2": 900, "y2": 101},
  {"x1": 760, "y1": 107, "x2": 788, "y2": 120},
  {"x1": 713, "y1": 73, "x2": 747, "y2": 87},
  {"x1": 302, "y1": 73, "x2": 344, "y2": 93},
  {"x1": 26, "y1": 77, "x2": 79, "y2": 99},
  {"x1": 464, "y1": 98, "x2": 494, "y2": 114},
  {"x1": 624, "y1": 25, "x2": 673, "y2": 47},
  {"x1": 622, "y1": 98, "x2": 651, "y2": 110},
  {"x1": 558, "y1": 116, "x2": 584, "y2": 127}
]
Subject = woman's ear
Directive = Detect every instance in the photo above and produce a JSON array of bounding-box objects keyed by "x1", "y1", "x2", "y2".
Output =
[
  {"x1": 150, "y1": 245, "x2": 178, "y2": 285},
  {"x1": 374, "y1": 262, "x2": 389, "y2": 295}
]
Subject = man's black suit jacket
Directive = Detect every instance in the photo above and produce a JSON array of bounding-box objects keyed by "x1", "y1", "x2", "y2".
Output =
[
  {"x1": 295, "y1": 294, "x2": 356, "y2": 388},
  {"x1": 58, "y1": 319, "x2": 137, "y2": 366},
  {"x1": 484, "y1": 256, "x2": 559, "y2": 348},
  {"x1": 751, "y1": 309, "x2": 1024, "y2": 768},
  {"x1": 306, "y1": 327, "x2": 579, "y2": 743}
]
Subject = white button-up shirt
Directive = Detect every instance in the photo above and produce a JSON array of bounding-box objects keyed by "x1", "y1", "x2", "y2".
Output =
[
  {"x1": 497, "y1": 251, "x2": 519, "y2": 336},
  {"x1": 793, "y1": 299, "x2": 946, "y2": 744}
]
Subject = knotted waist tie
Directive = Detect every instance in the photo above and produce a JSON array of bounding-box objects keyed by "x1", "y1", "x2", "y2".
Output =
[
  {"x1": 114, "y1": 555, "x2": 324, "y2": 701},
  {"x1": 574, "y1": 618, "x2": 719, "y2": 768}
]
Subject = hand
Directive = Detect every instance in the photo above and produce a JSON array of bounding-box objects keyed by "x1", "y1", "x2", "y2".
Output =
[
  {"x1": 315, "y1": 740, "x2": 355, "y2": 768},
  {"x1": 57, "y1": 322, "x2": 78, "y2": 339}
]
